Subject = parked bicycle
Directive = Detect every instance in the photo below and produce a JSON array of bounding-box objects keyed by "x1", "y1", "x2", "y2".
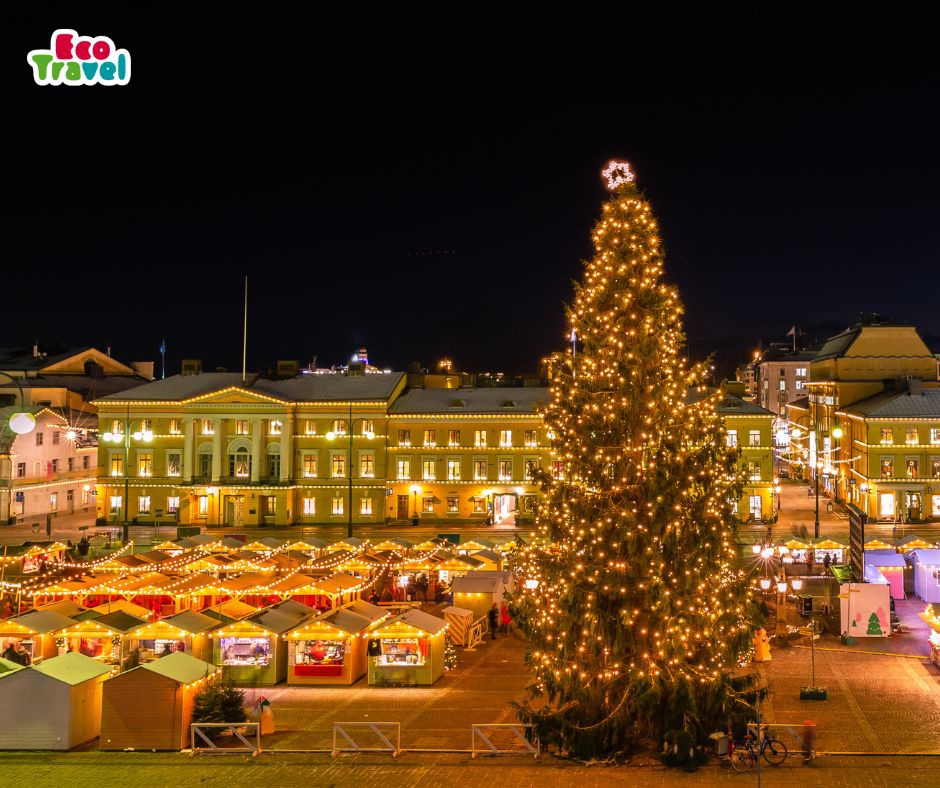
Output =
[{"x1": 729, "y1": 725, "x2": 788, "y2": 771}]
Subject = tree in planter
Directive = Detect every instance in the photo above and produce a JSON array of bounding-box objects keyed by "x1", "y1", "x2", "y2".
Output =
[
  {"x1": 511, "y1": 161, "x2": 755, "y2": 760},
  {"x1": 192, "y1": 679, "x2": 248, "y2": 733}
]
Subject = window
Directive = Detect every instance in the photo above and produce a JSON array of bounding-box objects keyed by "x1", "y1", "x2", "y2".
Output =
[
  {"x1": 360, "y1": 420, "x2": 374, "y2": 436},
  {"x1": 360, "y1": 452, "x2": 375, "y2": 477},
  {"x1": 423, "y1": 458, "x2": 436, "y2": 480},
  {"x1": 267, "y1": 452, "x2": 281, "y2": 479},
  {"x1": 879, "y1": 493, "x2": 896, "y2": 518},
  {"x1": 138, "y1": 451, "x2": 153, "y2": 477},
  {"x1": 167, "y1": 452, "x2": 181, "y2": 477},
  {"x1": 262, "y1": 495, "x2": 276, "y2": 518},
  {"x1": 474, "y1": 430, "x2": 487, "y2": 447},
  {"x1": 229, "y1": 448, "x2": 250, "y2": 478},
  {"x1": 906, "y1": 458, "x2": 919, "y2": 478},
  {"x1": 52, "y1": 429, "x2": 60, "y2": 445},
  {"x1": 933, "y1": 495, "x2": 940, "y2": 517},
  {"x1": 111, "y1": 420, "x2": 123, "y2": 436},
  {"x1": 51, "y1": 459, "x2": 59, "y2": 472},
  {"x1": 931, "y1": 428, "x2": 940, "y2": 446},
  {"x1": 35, "y1": 432, "x2": 43, "y2": 446},
  {"x1": 109, "y1": 495, "x2": 122, "y2": 514},
  {"x1": 499, "y1": 430, "x2": 512, "y2": 447},
  {"x1": 68, "y1": 457, "x2": 74, "y2": 471},
  {"x1": 269, "y1": 419, "x2": 283, "y2": 436},
  {"x1": 303, "y1": 453, "x2": 317, "y2": 478},
  {"x1": 81, "y1": 487, "x2": 89, "y2": 505},
  {"x1": 551, "y1": 460, "x2": 565, "y2": 480},
  {"x1": 330, "y1": 452, "x2": 346, "y2": 478},
  {"x1": 50, "y1": 492, "x2": 58, "y2": 511},
  {"x1": 748, "y1": 460, "x2": 761, "y2": 480},
  {"x1": 880, "y1": 458, "x2": 894, "y2": 478},
  {"x1": 447, "y1": 496, "x2": 459, "y2": 513},
  {"x1": 749, "y1": 495, "x2": 762, "y2": 520},
  {"x1": 763, "y1": 380, "x2": 769, "y2": 390},
  {"x1": 169, "y1": 419, "x2": 182, "y2": 435},
  {"x1": 906, "y1": 427, "x2": 919, "y2": 445},
  {"x1": 795, "y1": 380, "x2": 805, "y2": 390},
  {"x1": 423, "y1": 429, "x2": 436, "y2": 447},
  {"x1": 201, "y1": 419, "x2": 214, "y2": 435},
  {"x1": 16, "y1": 462, "x2": 25, "y2": 478},
  {"x1": 473, "y1": 498, "x2": 487, "y2": 513},
  {"x1": 525, "y1": 458, "x2": 540, "y2": 479},
  {"x1": 197, "y1": 496, "x2": 209, "y2": 516},
  {"x1": 447, "y1": 458, "x2": 461, "y2": 480},
  {"x1": 778, "y1": 380, "x2": 786, "y2": 390},
  {"x1": 110, "y1": 453, "x2": 124, "y2": 477},
  {"x1": 932, "y1": 458, "x2": 940, "y2": 477},
  {"x1": 82, "y1": 455, "x2": 89, "y2": 470},
  {"x1": 422, "y1": 497, "x2": 435, "y2": 513},
  {"x1": 398, "y1": 429, "x2": 411, "y2": 446},
  {"x1": 397, "y1": 458, "x2": 411, "y2": 480},
  {"x1": 198, "y1": 452, "x2": 212, "y2": 478},
  {"x1": 726, "y1": 430, "x2": 737, "y2": 448},
  {"x1": 524, "y1": 429, "x2": 537, "y2": 447},
  {"x1": 749, "y1": 430, "x2": 761, "y2": 447},
  {"x1": 304, "y1": 419, "x2": 317, "y2": 435},
  {"x1": 303, "y1": 497, "x2": 316, "y2": 515},
  {"x1": 498, "y1": 459, "x2": 512, "y2": 480},
  {"x1": 331, "y1": 497, "x2": 344, "y2": 515},
  {"x1": 138, "y1": 495, "x2": 151, "y2": 514},
  {"x1": 235, "y1": 419, "x2": 249, "y2": 435},
  {"x1": 880, "y1": 428, "x2": 893, "y2": 445},
  {"x1": 796, "y1": 367, "x2": 807, "y2": 377},
  {"x1": 448, "y1": 429, "x2": 460, "y2": 447},
  {"x1": 331, "y1": 420, "x2": 347, "y2": 435},
  {"x1": 167, "y1": 496, "x2": 180, "y2": 514},
  {"x1": 474, "y1": 459, "x2": 487, "y2": 480},
  {"x1": 360, "y1": 498, "x2": 373, "y2": 515},
  {"x1": 728, "y1": 498, "x2": 739, "y2": 514}
]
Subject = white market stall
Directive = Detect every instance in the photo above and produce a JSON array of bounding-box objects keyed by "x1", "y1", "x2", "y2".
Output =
[{"x1": 910, "y1": 550, "x2": 940, "y2": 603}]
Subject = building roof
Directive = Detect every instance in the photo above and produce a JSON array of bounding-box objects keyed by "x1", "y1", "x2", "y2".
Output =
[
  {"x1": 715, "y1": 394, "x2": 774, "y2": 417},
  {"x1": 139, "y1": 651, "x2": 218, "y2": 685},
  {"x1": 96, "y1": 371, "x2": 405, "y2": 403},
  {"x1": 389, "y1": 387, "x2": 548, "y2": 415},
  {"x1": 864, "y1": 550, "x2": 907, "y2": 567},
  {"x1": 839, "y1": 388, "x2": 940, "y2": 419},
  {"x1": 91, "y1": 599, "x2": 152, "y2": 619},
  {"x1": 813, "y1": 328, "x2": 861, "y2": 361},
  {"x1": 162, "y1": 609, "x2": 221, "y2": 634},
  {"x1": 0, "y1": 346, "x2": 99, "y2": 372},
  {"x1": 32, "y1": 651, "x2": 111, "y2": 685},
  {"x1": 32, "y1": 600, "x2": 92, "y2": 619}
]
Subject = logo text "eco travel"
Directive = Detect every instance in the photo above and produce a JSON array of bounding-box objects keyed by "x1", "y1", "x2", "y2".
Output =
[{"x1": 27, "y1": 29, "x2": 130, "y2": 86}]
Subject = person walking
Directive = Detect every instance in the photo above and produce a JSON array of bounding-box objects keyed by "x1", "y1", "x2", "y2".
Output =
[
  {"x1": 488, "y1": 603, "x2": 499, "y2": 640},
  {"x1": 500, "y1": 603, "x2": 512, "y2": 638}
]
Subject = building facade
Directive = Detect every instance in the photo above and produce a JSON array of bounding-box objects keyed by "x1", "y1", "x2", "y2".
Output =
[
  {"x1": 717, "y1": 393, "x2": 776, "y2": 522},
  {"x1": 757, "y1": 351, "x2": 816, "y2": 416}
]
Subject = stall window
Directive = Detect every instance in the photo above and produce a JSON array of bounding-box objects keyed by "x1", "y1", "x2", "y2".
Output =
[
  {"x1": 360, "y1": 498, "x2": 373, "y2": 515},
  {"x1": 447, "y1": 496, "x2": 459, "y2": 513},
  {"x1": 377, "y1": 637, "x2": 425, "y2": 666},
  {"x1": 879, "y1": 493, "x2": 895, "y2": 518},
  {"x1": 220, "y1": 636, "x2": 271, "y2": 666},
  {"x1": 422, "y1": 497, "x2": 435, "y2": 513},
  {"x1": 331, "y1": 497, "x2": 344, "y2": 515},
  {"x1": 293, "y1": 639, "x2": 344, "y2": 667},
  {"x1": 303, "y1": 497, "x2": 316, "y2": 515}
]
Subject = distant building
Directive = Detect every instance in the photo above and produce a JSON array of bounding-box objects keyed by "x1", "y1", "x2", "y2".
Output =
[{"x1": 757, "y1": 350, "x2": 817, "y2": 416}]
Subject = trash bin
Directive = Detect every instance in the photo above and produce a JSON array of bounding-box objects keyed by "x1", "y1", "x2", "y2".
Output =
[
  {"x1": 797, "y1": 595, "x2": 813, "y2": 616},
  {"x1": 709, "y1": 731, "x2": 729, "y2": 755}
]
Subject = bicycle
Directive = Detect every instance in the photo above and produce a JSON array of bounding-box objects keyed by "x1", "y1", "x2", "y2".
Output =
[{"x1": 729, "y1": 726, "x2": 788, "y2": 771}]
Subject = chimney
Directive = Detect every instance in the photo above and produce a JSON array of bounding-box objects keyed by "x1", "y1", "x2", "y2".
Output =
[
  {"x1": 131, "y1": 361, "x2": 155, "y2": 380},
  {"x1": 276, "y1": 360, "x2": 299, "y2": 379},
  {"x1": 181, "y1": 359, "x2": 202, "y2": 376},
  {"x1": 908, "y1": 378, "x2": 923, "y2": 396},
  {"x1": 32, "y1": 340, "x2": 40, "y2": 358}
]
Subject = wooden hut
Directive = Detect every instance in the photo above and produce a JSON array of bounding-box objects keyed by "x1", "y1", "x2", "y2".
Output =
[
  {"x1": 202, "y1": 599, "x2": 258, "y2": 625},
  {"x1": 441, "y1": 605, "x2": 475, "y2": 646},
  {"x1": 2, "y1": 610, "x2": 76, "y2": 663},
  {"x1": 286, "y1": 606, "x2": 379, "y2": 685},
  {"x1": 0, "y1": 652, "x2": 110, "y2": 749},
  {"x1": 896, "y1": 536, "x2": 936, "y2": 552},
  {"x1": 123, "y1": 609, "x2": 221, "y2": 663},
  {"x1": 100, "y1": 652, "x2": 219, "y2": 751},
  {"x1": 864, "y1": 538, "x2": 895, "y2": 551},
  {"x1": 366, "y1": 609, "x2": 448, "y2": 686},
  {"x1": 450, "y1": 574, "x2": 509, "y2": 621},
  {"x1": 61, "y1": 610, "x2": 150, "y2": 672},
  {"x1": 865, "y1": 550, "x2": 906, "y2": 599},
  {"x1": 31, "y1": 600, "x2": 100, "y2": 621}
]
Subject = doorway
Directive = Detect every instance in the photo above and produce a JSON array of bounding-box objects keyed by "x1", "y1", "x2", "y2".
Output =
[
  {"x1": 225, "y1": 495, "x2": 245, "y2": 527},
  {"x1": 397, "y1": 495, "x2": 409, "y2": 520},
  {"x1": 493, "y1": 493, "x2": 517, "y2": 525}
]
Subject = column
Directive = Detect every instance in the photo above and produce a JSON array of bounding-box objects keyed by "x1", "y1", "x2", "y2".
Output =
[
  {"x1": 182, "y1": 417, "x2": 194, "y2": 481},
  {"x1": 211, "y1": 418, "x2": 222, "y2": 482},
  {"x1": 250, "y1": 417, "x2": 262, "y2": 482},
  {"x1": 279, "y1": 417, "x2": 293, "y2": 481}
]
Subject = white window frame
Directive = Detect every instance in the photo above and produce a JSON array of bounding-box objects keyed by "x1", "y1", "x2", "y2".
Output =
[
  {"x1": 726, "y1": 430, "x2": 738, "y2": 448},
  {"x1": 422, "y1": 457, "x2": 436, "y2": 481},
  {"x1": 397, "y1": 457, "x2": 411, "y2": 480},
  {"x1": 446, "y1": 457, "x2": 461, "y2": 481},
  {"x1": 167, "y1": 496, "x2": 180, "y2": 514},
  {"x1": 303, "y1": 497, "x2": 316, "y2": 515},
  {"x1": 138, "y1": 495, "x2": 151, "y2": 514},
  {"x1": 331, "y1": 497, "x2": 344, "y2": 516},
  {"x1": 748, "y1": 430, "x2": 761, "y2": 447},
  {"x1": 360, "y1": 497, "x2": 373, "y2": 515},
  {"x1": 499, "y1": 429, "x2": 512, "y2": 447},
  {"x1": 474, "y1": 430, "x2": 487, "y2": 448},
  {"x1": 473, "y1": 457, "x2": 487, "y2": 481}
]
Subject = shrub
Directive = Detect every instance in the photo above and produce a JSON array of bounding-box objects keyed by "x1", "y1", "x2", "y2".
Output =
[{"x1": 192, "y1": 681, "x2": 248, "y2": 726}]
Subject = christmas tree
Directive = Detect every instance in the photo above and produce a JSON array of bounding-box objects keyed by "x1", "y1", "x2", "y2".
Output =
[
  {"x1": 443, "y1": 632, "x2": 458, "y2": 670},
  {"x1": 512, "y1": 161, "x2": 755, "y2": 759}
]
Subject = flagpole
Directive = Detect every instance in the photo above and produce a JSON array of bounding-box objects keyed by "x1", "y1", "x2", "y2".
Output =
[
  {"x1": 160, "y1": 337, "x2": 166, "y2": 379},
  {"x1": 242, "y1": 277, "x2": 248, "y2": 385}
]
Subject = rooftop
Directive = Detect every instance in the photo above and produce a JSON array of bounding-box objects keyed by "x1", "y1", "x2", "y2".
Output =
[
  {"x1": 389, "y1": 386, "x2": 548, "y2": 415},
  {"x1": 839, "y1": 388, "x2": 940, "y2": 419}
]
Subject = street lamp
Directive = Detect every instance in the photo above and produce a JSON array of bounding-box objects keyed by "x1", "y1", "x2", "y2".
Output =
[
  {"x1": 326, "y1": 404, "x2": 375, "y2": 539},
  {"x1": 102, "y1": 415, "x2": 153, "y2": 531},
  {"x1": 0, "y1": 372, "x2": 36, "y2": 435},
  {"x1": 774, "y1": 478, "x2": 782, "y2": 512}
]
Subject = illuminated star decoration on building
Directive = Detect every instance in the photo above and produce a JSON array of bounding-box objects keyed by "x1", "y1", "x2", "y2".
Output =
[{"x1": 601, "y1": 160, "x2": 636, "y2": 190}]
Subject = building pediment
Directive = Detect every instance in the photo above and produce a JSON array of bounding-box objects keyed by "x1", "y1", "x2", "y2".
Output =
[
  {"x1": 39, "y1": 348, "x2": 136, "y2": 376},
  {"x1": 182, "y1": 386, "x2": 288, "y2": 406}
]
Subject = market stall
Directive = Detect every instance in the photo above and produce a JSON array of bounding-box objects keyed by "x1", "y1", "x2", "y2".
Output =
[
  {"x1": 60, "y1": 610, "x2": 150, "y2": 672},
  {"x1": 450, "y1": 574, "x2": 509, "y2": 620},
  {"x1": 123, "y1": 609, "x2": 221, "y2": 663},
  {"x1": 366, "y1": 609, "x2": 447, "y2": 687},
  {"x1": 910, "y1": 550, "x2": 940, "y2": 603},
  {"x1": 864, "y1": 550, "x2": 906, "y2": 600},
  {"x1": 90, "y1": 599, "x2": 153, "y2": 619},
  {"x1": 202, "y1": 599, "x2": 258, "y2": 624},
  {"x1": 0, "y1": 652, "x2": 110, "y2": 749},
  {"x1": 441, "y1": 605, "x2": 475, "y2": 646},
  {"x1": 895, "y1": 536, "x2": 936, "y2": 553},
  {"x1": 919, "y1": 604, "x2": 940, "y2": 667},
  {"x1": 2, "y1": 610, "x2": 76, "y2": 663},
  {"x1": 812, "y1": 538, "x2": 846, "y2": 565},
  {"x1": 29, "y1": 600, "x2": 100, "y2": 621},
  {"x1": 864, "y1": 538, "x2": 895, "y2": 551},
  {"x1": 782, "y1": 538, "x2": 811, "y2": 563},
  {"x1": 100, "y1": 652, "x2": 219, "y2": 751},
  {"x1": 286, "y1": 606, "x2": 378, "y2": 685}
]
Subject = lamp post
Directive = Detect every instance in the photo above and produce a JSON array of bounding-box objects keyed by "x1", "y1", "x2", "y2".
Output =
[
  {"x1": 774, "y1": 478, "x2": 782, "y2": 512},
  {"x1": 409, "y1": 484, "x2": 420, "y2": 524},
  {"x1": 326, "y1": 404, "x2": 374, "y2": 538},
  {"x1": 102, "y1": 411, "x2": 153, "y2": 531}
]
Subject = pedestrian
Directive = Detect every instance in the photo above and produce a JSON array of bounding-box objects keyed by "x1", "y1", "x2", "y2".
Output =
[
  {"x1": 368, "y1": 590, "x2": 380, "y2": 606},
  {"x1": 822, "y1": 552, "x2": 831, "y2": 570},
  {"x1": 488, "y1": 603, "x2": 499, "y2": 640},
  {"x1": 13, "y1": 642, "x2": 31, "y2": 666},
  {"x1": 1, "y1": 640, "x2": 17, "y2": 663},
  {"x1": 500, "y1": 603, "x2": 512, "y2": 637}
]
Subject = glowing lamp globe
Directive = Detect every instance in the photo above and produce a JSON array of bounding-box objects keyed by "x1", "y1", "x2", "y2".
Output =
[
  {"x1": 132, "y1": 431, "x2": 143, "y2": 441},
  {"x1": 761, "y1": 547, "x2": 774, "y2": 559},
  {"x1": 790, "y1": 577, "x2": 803, "y2": 591},
  {"x1": 759, "y1": 578, "x2": 772, "y2": 591},
  {"x1": 8, "y1": 411, "x2": 36, "y2": 435},
  {"x1": 832, "y1": 426, "x2": 843, "y2": 439},
  {"x1": 751, "y1": 544, "x2": 762, "y2": 555},
  {"x1": 776, "y1": 580, "x2": 788, "y2": 593},
  {"x1": 364, "y1": 431, "x2": 375, "y2": 440},
  {"x1": 326, "y1": 431, "x2": 336, "y2": 441},
  {"x1": 65, "y1": 429, "x2": 77, "y2": 441},
  {"x1": 142, "y1": 430, "x2": 154, "y2": 442},
  {"x1": 791, "y1": 427, "x2": 802, "y2": 439},
  {"x1": 525, "y1": 578, "x2": 539, "y2": 590}
]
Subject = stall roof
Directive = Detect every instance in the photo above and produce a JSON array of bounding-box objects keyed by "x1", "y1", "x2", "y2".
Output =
[
  {"x1": 460, "y1": 538, "x2": 495, "y2": 550},
  {"x1": 258, "y1": 537, "x2": 287, "y2": 549},
  {"x1": 440, "y1": 605, "x2": 474, "y2": 620},
  {"x1": 91, "y1": 599, "x2": 153, "y2": 619},
  {"x1": 32, "y1": 651, "x2": 111, "y2": 685},
  {"x1": 375, "y1": 609, "x2": 448, "y2": 636},
  {"x1": 0, "y1": 657, "x2": 23, "y2": 676},
  {"x1": 245, "y1": 608, "x2": 313, "y2": 635},
  {"x1": 344, "y1": 600, "x2": 388, "y2": 622},
  {"x1": 203, "y1": 600, "x2": 258, "y2": 623},
  {"x1": 161, "y1": 609, "x2": 222, "y2": 634},
  {"x1": 215, "y1": 573, "x2": 269, "y2": 593},
  {"x1": 136, "y1": 550, "x2": 174, "y2": 565},
  {"x1": 472, "y1": 549, "x2": 502, "y2": 563},
  {"x1": 31, "y1": 600, "x2": 92, "y2": 620},
  {"x1": 829, "y1": 565, "x2": 854, "y2": 583},
  {"x1": 188, "y1": 535, "x2": 221, "y2": 546},
  {"x1": 910, "y1": 550, "x2": 940, "y2": 565},
  {"x1": 864, "y1": 564, "x2": 889, "y2": 584},
  {"x1": 263, "y1": 573, "x2": 320, "y2": 594},
  {"x1": 309, "y1": 607, "x2": 374, "y2": 635},
  {"x1": 7, "y1": 610, "x2": 76, "y2": 634},
  {"x1": 863, "y1": 539, "x2": 894, "y2": 551},
  {"x1": 812, "y1": 539, "x2": 847, "y2": 550},
  {"x1": 140, "y1": 651, "x2": 219, "y2": 685},
  {"x1": 88, "y1": 610, "x2": 150, "y2": 633},
  {"x1": 329, "y1": 537, "x2": 365, "y2": 551},
  {"x1": 263, "y1": 599, "x2": 319, "y2": 622},
  {"x1": 451, "y1": 576, "x2": 504, "y2": 595},
  {"x1": 895, "y1": 536, "x2": 937, "y2": 551},
  {"x1": 864, "y1": 551, "x2": 907, "y2": 567},
  {"x1": 283, "y1": 539, "x2": 327, "y2": 552},
  {"x1": 219, "y1": 537, "x2": 247, "y2": 549},
  {"x1": 783, "y1": 538, "x2": 811, "y2": 549}
]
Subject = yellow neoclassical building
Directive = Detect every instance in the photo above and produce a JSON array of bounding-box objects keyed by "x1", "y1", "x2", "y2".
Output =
[{"x1": 717, "y1": 393, "x2": 776, "y2": 523}]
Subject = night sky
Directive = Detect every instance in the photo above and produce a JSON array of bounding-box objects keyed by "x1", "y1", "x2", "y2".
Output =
[{"x1": 9, "y1": 12, "x2": 940, "y2": 379}]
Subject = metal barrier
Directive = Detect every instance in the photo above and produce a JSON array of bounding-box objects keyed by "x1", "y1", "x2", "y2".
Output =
[
  {"x1": 190, "y1": 722, "x2": 261, "y2": 756},
  {"x1": 471, "y1": 723, "x2": 539, "y2": 759},
  {"x1": 332, "y1": 721, "x2": 401, "y2": 757},
  {"x1": 465, "y1": 615, "x2": 488, "y2": 651}
]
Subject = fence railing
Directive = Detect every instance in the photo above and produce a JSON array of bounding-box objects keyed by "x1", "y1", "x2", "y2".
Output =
[
  {"x1": 471, "y1": 723, "x2": 539, "y2": 759},
  {"x1": 332, "y1": 721, "x2": 401, "y2": 757},
  {"x1": 190, "y1": 722, "x2": 261, "y2": 756},
  {"x1": 465, "y1": 615, "x2": 488, "y2": 651}
]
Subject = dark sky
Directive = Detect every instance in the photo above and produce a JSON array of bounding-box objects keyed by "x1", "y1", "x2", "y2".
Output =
[{"x1": 8, "y1": 11, "x2": 940, "y2": 379}]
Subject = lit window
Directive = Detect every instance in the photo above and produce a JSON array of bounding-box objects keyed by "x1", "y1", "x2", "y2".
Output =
[
  {"x1": 331, "y1": 497, "x2": 344, "y2": 515},
  {"x1": 110, "y1": 453, "x2": 124, "y2": 477},
  {"x1": 524, "y1": 430, "x2": 537, "y2": 447},
  {"x1": 474, "y1": 459, "x2": 487, "y2": 480},
  {"x1": 109, "y1": 495, "x2": 122, "y2": 514},
  {"x1": 331, "y1": 453, "x2": 346, "y2": 478},
  {"x1": 906, "y1": 427, "x2": 919, "y2": 445},
  {"x1": 881, "y1": 458, "x2": 894, "y2": 478},
  {"x1": 397, "y1": 458, "x2": 411, "y2": 480},
  {"x1": 933, "y1": 494, "x2": 940, "y2": 517},
  {"x1": 169, "y1": 419, "x2": 182, "y2": 435},
  {"x1": 398, "y1": 430, "x2": 411, "y2": 446},
  {"x1": 879, "y1": 493, "x2": 895, "y2": 518},
  {"x1": 81, "y1": 487, "x2": 89, "y2": 505},
  {"x1": 331, "y1": 420, "x2": 347, "y2": 435},
  {"x1": 235, "y1": 420, "x2": 249, "y2": 435},
  {"x1": 229, "y1": 448, "x2": 250, "y2": 478},
  {"x1": 447, "y1": 496, "x2": 459, "y2": 513},
  {"x1": 726, "y1": 430, "x2": 738, "y2": 448},
  {"x1": 906, "y1": 458, "x2": 919, "y2": 478},
  {"x1": 473, "y1": 498, "x2": 486, "y2": 513},
  {"x1": 201, "y1": 419, "x2": 214, "y2": 435},
  {"x1": 448, "y1": 429, "x2": 461, "y2": 447},
  {"x1": 795, "y1": 380, "x2": 805, "y2": 390},
  {"x1": 932, "y1": 458, "x2": 940, "y2": 477},
  {"x1": 50, "y1": 492, "x2": 58, "y2": 511},
  {"x1": 931, "y1": 428, "x2": 940, "y2": 446},
  {"x1": 167, "y1": 452, "x2": 181, "y2": 477},
  {"x1": 303, "y1": 454, "x2": 317, "y2": 478},
  {"x1": 198, "y1": 496, "x2": 209, "y2": 516},
  {"x1": 474, "y1": 430, "x2": 487, "y2": 447},
  {"x1": 499, "y1": 430, "x2": 512, "y2": 447},
  {"x1": 422, "y1": 497, "x2": 434, "y2": 513},
  {"x1": 269, "y1": 420, "x2": 283, "y2": 436},
  {"x1": 360, "y1": 452, "x2": 375, "y2": 478},
  {"x1": 304, "y1": 419, "x2": 317, "y2": 435},
  {"x1": 138, "y1": 451, "x2": 153, "y2": 477},
  {"x1": 748, "y1": 461, "x2": 761, "y2": 481},
  {"x1": 498, "y1": 459, "x2": 512, "y2": 481},
  {"x1": 551, "y1": 461, "x2": 564, "y2": 480},
  {"x1": 881, "y1": 428, "x2": 893, "y2": 444},
  {"x1": 447, "y1": 459, "x2": 461, "y2": 480},
  {"x1": 360, "y1": 498, "x2": 373, "y2": 515},
  {"x1": 138, "y1": 495, "x2": 151, "y2": 514},
  {"x1": 778, "y1": 380, "x2": 786, "y2": 391},
  {"x1": 303, "y1": 497, "x2": 316, "y2": 515},
  {"x1": 423, "y1": 430, "x2": 436, "y2": 447},
  {"x1": 360, "y1": 420, "x2": 374, "y2": 436},
  {"x1": 749, "y1": 495, "x2": 762, "y2": 519},
  {"x1": 525, "y1": 458, "x2": 540, "y2": 479},
  {"x1": 749, "y1": 430, "x2": 761, "y2": 447},
  {"x1": 423, "y1": 459, "x2": 436, "y2": 481},
  {"x1": 796, "y1": 368, "x2": 807, "y2": 377},
  {"x1": 167, "y1": 496, "x2": 180, "y2": 514}
]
